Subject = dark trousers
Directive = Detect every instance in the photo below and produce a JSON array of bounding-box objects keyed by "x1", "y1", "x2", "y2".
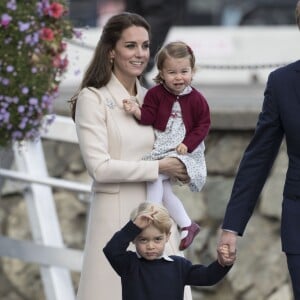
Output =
[{"x1": 286, "y1": 254, "x2": 300, "y2": 300}]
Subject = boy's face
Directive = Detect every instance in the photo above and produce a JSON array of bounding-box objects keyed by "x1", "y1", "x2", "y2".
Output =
[{"x1": 134, "y1": 225, "x2": 170, "y2": 260}]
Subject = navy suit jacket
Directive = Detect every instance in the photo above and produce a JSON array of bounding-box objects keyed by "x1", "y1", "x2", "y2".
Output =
[{"x1": 222, "y1": 60, "x2": 300, "y2": 254}]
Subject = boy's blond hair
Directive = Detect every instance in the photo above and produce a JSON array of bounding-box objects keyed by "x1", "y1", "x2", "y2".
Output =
[{"x1": 130, "y1": 202, "x2": 173, "y2": 234}]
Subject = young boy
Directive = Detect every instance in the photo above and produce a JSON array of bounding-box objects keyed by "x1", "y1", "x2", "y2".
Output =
[{"x1": 103, "y1": 202, "x2": 233, "y2": 300}]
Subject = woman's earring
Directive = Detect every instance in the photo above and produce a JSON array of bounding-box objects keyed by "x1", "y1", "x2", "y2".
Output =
[{"x1": 110, "y1": 57, "x2": 114, "y2": 64}]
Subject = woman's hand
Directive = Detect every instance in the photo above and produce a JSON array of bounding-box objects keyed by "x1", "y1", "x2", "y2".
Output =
[{"x1": 158, "y1": 157, "x2": 189, "y2": 183}]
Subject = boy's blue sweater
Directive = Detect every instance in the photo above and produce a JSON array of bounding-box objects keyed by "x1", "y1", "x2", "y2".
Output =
[{"x1": 103, "y1": 221, "x2": 231, "y2": 300}]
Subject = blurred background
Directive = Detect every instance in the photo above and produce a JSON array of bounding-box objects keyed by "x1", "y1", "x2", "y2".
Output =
[
  {"x1": 69, "y1": 0, "x2": 296, "y2": 27},
  {"x1": 57, "y1": 0, "x2": 300, "y2": 117},
  {"x1": 1, "y1": 1, "x2": 300, "y2": 299}
]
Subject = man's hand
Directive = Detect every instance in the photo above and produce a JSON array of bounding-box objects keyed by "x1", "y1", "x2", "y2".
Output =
[{"x1": 217, "y1": 230, "x2": 237, "y2": 266}]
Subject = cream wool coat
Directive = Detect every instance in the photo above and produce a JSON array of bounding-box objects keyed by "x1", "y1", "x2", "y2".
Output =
[{"x1": 75, "y1": 74, "x2": 192, "y2": 300}]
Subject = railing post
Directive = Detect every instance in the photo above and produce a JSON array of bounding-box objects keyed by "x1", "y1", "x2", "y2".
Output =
[{"x1": 13, "y1": 139, "x2": 76, "y2": 300}]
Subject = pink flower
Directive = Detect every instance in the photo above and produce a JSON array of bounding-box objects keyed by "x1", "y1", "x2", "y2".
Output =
[
  {"x1": 1, "y1": 13, "x2": 12, "y2": 27},
  {"x1": 48, "y1": 2, "x2": 64, "y2": 19},
  {"x1": 40, "y1": 27, "x2": 54, "y2": 41},
  {"x1": 52, "y1": 55, "x2": 61, "y2": 68},
  {"x1": 52, "y1": 55, "x2": 69, "y2": 70},
  {"x1": 59, "y1": 41, "x2": 67, "y2": 52}
]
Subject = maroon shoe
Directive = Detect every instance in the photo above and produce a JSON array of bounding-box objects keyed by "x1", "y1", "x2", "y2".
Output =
[{"x1": 179, "y1": 222, "x2": 200, "y2": 251}]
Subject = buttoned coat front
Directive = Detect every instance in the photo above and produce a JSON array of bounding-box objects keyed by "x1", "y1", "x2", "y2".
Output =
[{"x1": 75, "y1": 74, "x2": 192, "y2": 300}]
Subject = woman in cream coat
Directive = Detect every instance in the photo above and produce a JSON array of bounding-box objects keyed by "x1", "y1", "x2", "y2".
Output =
[{"x1": 70, "y1": 13, "x2": 192, "y2": 300}]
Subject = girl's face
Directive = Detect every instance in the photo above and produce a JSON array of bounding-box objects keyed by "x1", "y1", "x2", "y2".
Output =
[
  {"x1": 160, "y1": 56, "x2": 193, "y2": 95},
  {"x1": 110, "y1": 25, "x2": 150, "y2": 83},
  {"x1": 134, "y1": 225, "x2": 170, "y2": 260}
]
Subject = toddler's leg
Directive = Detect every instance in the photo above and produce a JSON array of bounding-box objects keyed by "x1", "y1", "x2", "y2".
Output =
[
  {"x1": 162, "y1": 179, "x2": 191, "y2": 230},
  {"x1": 146, "y1": 174, "x2": 168, "y2": 203},
  {"x1": 162, "y1": 179, "x2": 200, "y2": 251}
]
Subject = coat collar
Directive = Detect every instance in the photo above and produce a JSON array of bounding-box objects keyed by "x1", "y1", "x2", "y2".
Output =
[{"x1": 106, "y1": 73, "x2": 146, "y2": 108}]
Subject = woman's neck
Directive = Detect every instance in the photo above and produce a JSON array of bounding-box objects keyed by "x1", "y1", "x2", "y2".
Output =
[{"x1": 113, "y1": 72, "x2": 137, "y2": 96}]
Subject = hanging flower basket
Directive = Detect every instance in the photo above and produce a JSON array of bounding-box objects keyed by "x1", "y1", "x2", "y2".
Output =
[{"x1": 0, "y1": 0, "x2": 80, "y2": 147}]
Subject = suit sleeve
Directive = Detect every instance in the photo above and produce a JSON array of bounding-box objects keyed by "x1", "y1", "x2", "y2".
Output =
[
  {"x1": 222, "y1": 71, "x2": 284, "y2": 235},
  {"x1": 75, "y1": 88, "x2": 158, "y2": 183}
]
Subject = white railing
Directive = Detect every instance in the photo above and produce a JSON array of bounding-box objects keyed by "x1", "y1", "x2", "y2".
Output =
[{"x1": 0, "y1": 115, "x2": 91, "y2": 300}]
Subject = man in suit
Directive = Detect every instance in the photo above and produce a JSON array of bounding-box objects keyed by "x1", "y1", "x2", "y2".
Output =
[{"x1": 217, "y1": 1, "x2": 300, "y2": 299}]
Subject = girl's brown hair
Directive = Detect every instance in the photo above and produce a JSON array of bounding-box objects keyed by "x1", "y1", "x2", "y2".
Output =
[
  {"x1": 153, "y1": 41, "x2": 196, "y2": 84},
  {"x1": 69, "y1": 12, "x2": 151, "y2": 121}
]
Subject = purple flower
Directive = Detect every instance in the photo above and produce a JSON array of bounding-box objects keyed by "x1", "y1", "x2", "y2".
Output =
[
  {"x1": 73, "y1": 29, "x2": 83, "y2": 39},
  {"x1": 19, "y1": 118, "x2": 28, "y2": 129},
  {"x1": 0, "y1": 111, "x2": 10, "y2": 123},
  {"x1": 29, "y1": 97, "x2": 38, "y2": 106},
  {"x1": 33, "y1": 32, "x2": 39, "y2": 43},
  {"x1": 46, "y1": 114, "x2": 56, "y2": 125},
  {"x1": 18, "y1": 21, "x2": 31, "y2": 32},
  {"x1": 18, "y1": 105, "x2": 25, "y2": 113},
  {"x1": 7, "y1": 0, "x2": 17, "y2": 10},
  {"x1": 21, "y1": 87, "x2": 29, "y2": 94},
  {"x1": 1, "y1": 14, "x2": 12, "y2": 27},
  {"x1": 2, "y1": 78, "x2": 10, "y2": 85},
  {"x1": 12, "y1": 131, "x2": 23, "y2": 139},
  {"x1": 25, "y1": 32, "x2": 39, "y2": 46},
  {"x1": 74, "y1": 69, "x2": 81, "y2": 76},
  {"x1": 6, "y1": 65, "x2": 14, "y2": 72},
  {"x1": 4, "y1": 37, "x2": 12, "y2": 44}
]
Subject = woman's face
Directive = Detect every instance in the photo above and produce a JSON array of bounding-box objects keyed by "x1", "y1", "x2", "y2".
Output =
[{"x1": 111, "y1": 25, "x2": 150, "y2": 82}]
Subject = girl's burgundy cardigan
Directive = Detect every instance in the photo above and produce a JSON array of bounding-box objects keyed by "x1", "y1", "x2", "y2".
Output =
[{"x1": 139, "y1": 84, "x2": 211, "y2": 152}]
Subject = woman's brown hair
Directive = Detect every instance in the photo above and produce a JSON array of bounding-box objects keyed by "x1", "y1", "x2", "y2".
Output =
[{"x1": 69, "y1": 12, "x2": 151, "y2": 121}]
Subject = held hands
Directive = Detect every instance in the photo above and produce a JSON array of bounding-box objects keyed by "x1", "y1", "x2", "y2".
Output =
[
  {"x1": 133, "y1": 207, "x2": 158, "y2": 229},
  {"x1": 176, "y1": 143, "x2": 188, "y2": 155},
  {"x1": 217, "y1": 230, "x2": 237, "y2": 266}
]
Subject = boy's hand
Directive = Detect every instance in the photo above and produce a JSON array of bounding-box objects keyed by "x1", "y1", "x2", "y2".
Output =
[
  {"x1": 133, "y1": 207, "x2": 158, "y2": 229},
  {"x1": 176, "y1": 143, "x2": 188, "y2": 155},
  {"x1": 219, "y1": 245, "x2": 230, "y2": 258},
  {"x1": 217, "y1": 244, "x2": 236, "y2": 266}
]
